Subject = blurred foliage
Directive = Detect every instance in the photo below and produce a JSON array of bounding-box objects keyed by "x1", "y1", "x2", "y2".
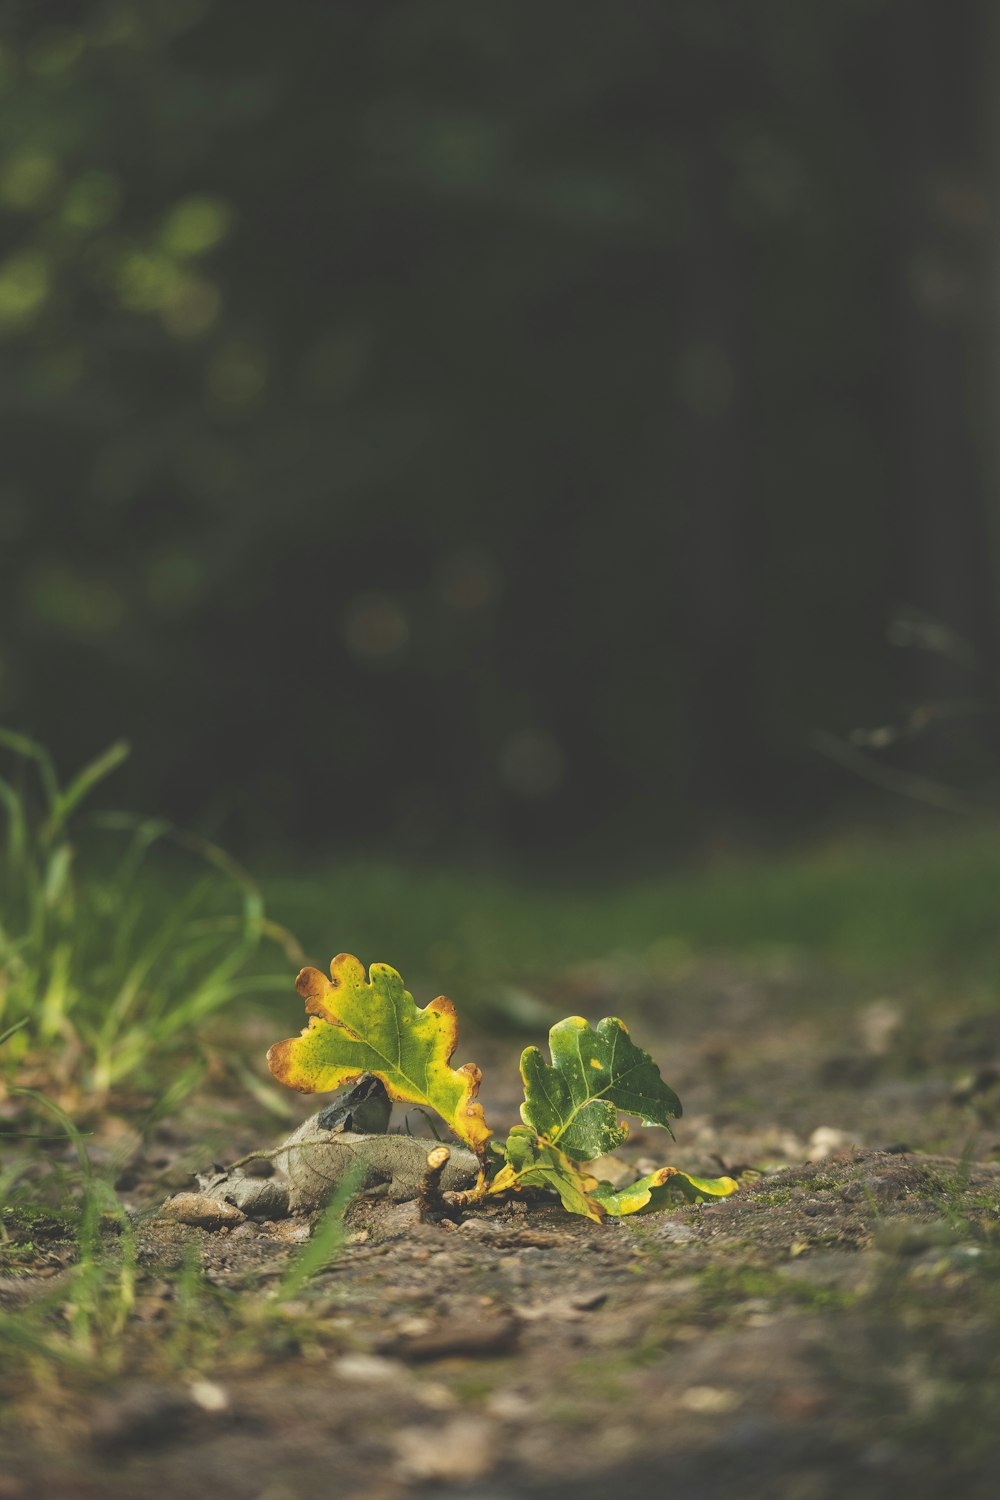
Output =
[
  {"x1": 0, "y1": 730, "x2": 297, "y2": 1105},
  {"x1": 264, "y1": 827, "x2": 1000, "y2": 1020},
  {"x1": 0, "y1": 0, "x2": 997, "y2": 857}
]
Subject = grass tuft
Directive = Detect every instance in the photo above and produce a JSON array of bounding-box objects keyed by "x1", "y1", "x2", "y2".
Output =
[{"x1": 0, "y1": 730, "x2": 301, "y2": 1106}]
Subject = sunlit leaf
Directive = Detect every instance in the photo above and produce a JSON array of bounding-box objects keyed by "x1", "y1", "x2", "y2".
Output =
[
  {"x1": 266, "y1": 954, "x2": 491, "y2": 1154},
  {"x1": 593, "y1": 1166, "x2": 739, "y2": 1216},
  {"x1": 488, "y1": 1125, "x2": 602, "y2": 1222},
  {"x1": 519, "y1": 1015, "x2": 681, "y2": 1161}
]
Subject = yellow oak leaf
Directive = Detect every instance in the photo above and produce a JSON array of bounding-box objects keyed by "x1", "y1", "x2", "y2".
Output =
[{"x1": 266, "y1": 954, "x2": 491, "y2": 1155}]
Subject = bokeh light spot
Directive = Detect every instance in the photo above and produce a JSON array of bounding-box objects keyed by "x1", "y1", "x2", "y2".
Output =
[
  {"x1": 27, "y1": 29, "x2": 84, "y2": 80},
  {"x1": 24, "y1": 563, "x2": 125, "y2": 637},
  {"x1": 115, "y1": 249, "x2": 182, "y2": 313},
  {"x1": 0, "y1": 253, "x2": 51, "y2": 332},
  {"x1": 498, "y1": 728, "x2": 564, "y2": 799},
  {"x1": 161, "y1": 272, "x2": 221, "y2": 338},
  {"x1": 61, "y1": 171, "x2": 121, "y2": 231},
  {"x1": 344, "y1": 593, "x2": 410, "y2": 664},
  {"x1": 438, "y1": 545, "x2": 503, "y2": 611},
  {"x1": 0, "y1": 153, "x2": 60, "y2": 212},
  {"x1": 205, "y1": 340, "x2": 268, "y2": 415},
  {"x1": 144, "y1": 550, "x2": 206, "y2": 614},
  {"x1": 161, "y1": 195, "x2": 233, "y2": 259},
  {"x1": 298, "y1": 326, "x2": 374, "y2": 402}
]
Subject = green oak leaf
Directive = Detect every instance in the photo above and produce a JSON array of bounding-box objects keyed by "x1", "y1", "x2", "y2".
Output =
[
  {"x1": 488, "y1": 1125, "x2": 603, "y2": 1222},
  {"x1": 519, "y1": 1015, "x2": 682, "y2": 1161},
  {"x1": 266, "y1": 954, "x2": 491, "y2": 1154},
  {"x1": 593, "y1": 1166, "x2": 739, "y2": 1216}
]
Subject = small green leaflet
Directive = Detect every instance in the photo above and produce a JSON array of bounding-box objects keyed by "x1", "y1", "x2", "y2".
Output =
[
  {"x1": 592, "y1": 1167, "x2": 739, "y2": 1216},
  {"x1": 519, "y1": 1015, "x2": 682, "y2": 1161},
  {"x1": 488, "y1": 1125, "x2": 602, "y2": 1222}
]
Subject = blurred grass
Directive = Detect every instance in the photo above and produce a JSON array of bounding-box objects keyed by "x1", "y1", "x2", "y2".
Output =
[
  {"x1": 265, "y1": 829, "x2": 1000, "y2": 1010},
  {"x1": 0, "y1": 731, "x2": 299, "y2": 1105},
  {"x1": 5, "y1": 725, "x2": 1000, "y2": 1102}
]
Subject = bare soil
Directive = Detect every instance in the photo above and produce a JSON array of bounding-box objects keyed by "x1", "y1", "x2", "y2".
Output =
[{"x1": 3, "y1": 958, "x2": 1000, "y2": 1498}]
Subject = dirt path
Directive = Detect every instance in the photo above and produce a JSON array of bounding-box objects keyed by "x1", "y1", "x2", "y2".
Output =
[{"x1": 2, "y1": 958, "x2": 999, "y2": 1498}]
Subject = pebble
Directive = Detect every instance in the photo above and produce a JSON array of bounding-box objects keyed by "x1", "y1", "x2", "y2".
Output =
[
  {"x1": 188, "y1": 1380, "x2": 229, "y2": 1413},
  {"x1": 808, "y1": 1127, "x2": 853, "y2": 1158},
  {"x1": 268, "y1": 1218, "x2": 311, "y2": 1243},
  {"x1": 376, "y1": 1200, "x2": 423, "y2": 1238},
  {"x1": 331, "y1": 1353, "x2": 403, "y2": 1383},
  {"x1": 393, "y1": 1416, "x2": 495, "y2": 1482},
  {"x1": 159, "y1": 1193, "x2": 246, "y2": 1230},
  {"x1": 680, "y1": 1385, "x2": 743, "y2": 1415},
  {"x1": 486, "y1": 1389, "x2": 534, "y2": 1421},
  {"x1": 382, "y1": 1313, "x2": 519, "y2": 1362},
  {"x1": 858, "y1": 998, "x2": 903, "y2": 1055}
]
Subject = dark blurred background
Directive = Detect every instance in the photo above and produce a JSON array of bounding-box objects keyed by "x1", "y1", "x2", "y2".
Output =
[{"x1": 2, "y1": 0, "x2": 1000, "y2": 865}]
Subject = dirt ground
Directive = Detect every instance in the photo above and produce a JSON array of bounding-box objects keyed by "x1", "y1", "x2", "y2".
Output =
[{"x1": 3, "y1": 957, "x2": 1000, "y2": 1499}]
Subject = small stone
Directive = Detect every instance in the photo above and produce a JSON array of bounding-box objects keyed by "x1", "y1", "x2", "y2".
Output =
[
  {"x1": 383, "y1": 1314, "x2": 519, "y2": 1362},
  {"x1": 520, "y1": 1289, "x2": 607, "y2": 1321},
  {"x1": 396, "y1": 1316, "x2": 433, "y2": 1337},
  {"x1": 268, "y1": 1218, "x2": 311, "y2": 1243},
  {"x1": 808, "y1": 1127, "x2": 852, "y2": 1158},
  {"x1": 859, "y1": 998, "x2": 903, "y2": 1056},
  {"x1": 679, "y1": 1385, "x2": 743, "y2": 1415},
  {"x1": 394, "y1": 1416, "x2": 495, "y2": 1482},
  {"x1": 569, "y1": 1288, "x2": 608, "y2": 1311},
  {"x1": 160, "y1": 1193, "x2": 246, "y2": 1230},
  {"x1": 486, "y1": 1389, "x2": 534, "y2": 1421},
  {"x1": 229, "y1": 1221, "x2": 260, "y2": 1239},
  {"x1": 418, "y1": 1381, "x2": 458, "y2": 1411},
  {"x1": 332, "y1": 1353, "x2": 403, "y2": 1383},
  {"x1": 518, "y1": 1298, "x2": 582, "y2": 1323},
  {"x1": 188, "y1": 1379, "x2": 229, "y2": 1413},
  {"x1": 376, "y1": 1200, "x2": 423, "y2": 1238}
]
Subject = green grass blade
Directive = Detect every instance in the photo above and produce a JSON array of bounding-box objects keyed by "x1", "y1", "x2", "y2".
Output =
[
  {"x1": 168, "y1": 829, "x2": 265, "y2": 932},
  {"x1": 13, "y1": 1088, "x2": 92, "y2": 1180},
  {"x1": 0, "y1": 1017, "x2": 29, "y2": 1047},
  {"x1": 275, "y1": 1164, "x2": 364, "y2": 1300},
  {"x1": 0, "y1": 773, "x2": 28, "y2": 868},
  {"x1": 48, "y1": 740, "x2": 130, "y2": 836},
  {"x1": 0, "y1": 728, "x2": 60, "y2": 812},
  {"x1": 0, "y1": 1313, "x2": 90, "y2": 1368}
]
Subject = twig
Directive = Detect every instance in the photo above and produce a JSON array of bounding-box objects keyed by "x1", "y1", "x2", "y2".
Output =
[
  {"x1": 810, "y1": 729, "x2": 990, "y2": 816},
  {"x1": 417, "y1": 1146, "x2": 453, "y2": 1220}
]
